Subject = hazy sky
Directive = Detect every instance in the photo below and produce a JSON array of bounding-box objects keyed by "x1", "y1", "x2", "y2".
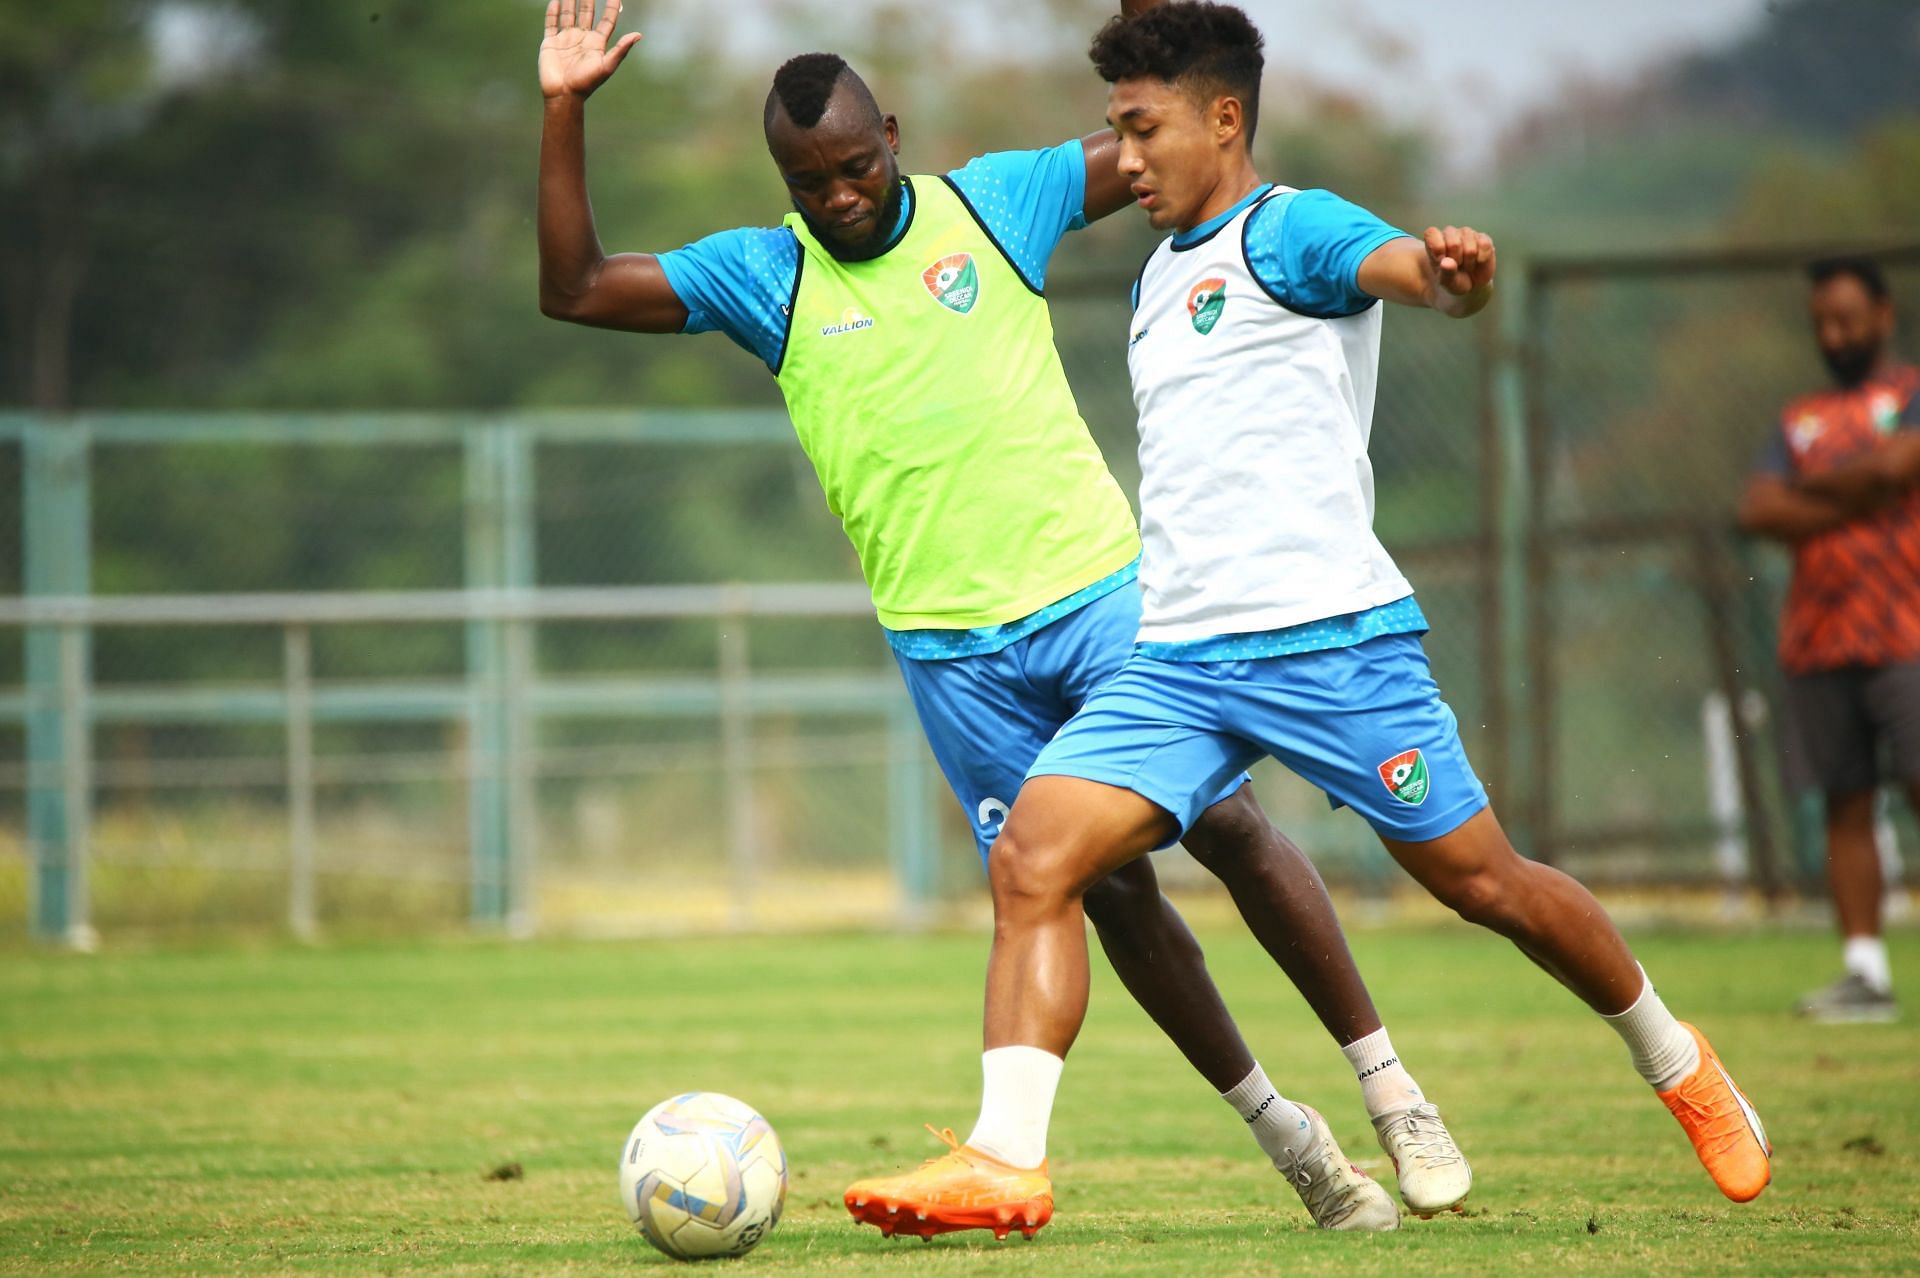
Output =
[
  {"x1": 645, "y1": 0, "x2": 1775, "y2": 171},
  {"x1": 1247, "y1": 0, "x2": 1770, "y2": 132}
]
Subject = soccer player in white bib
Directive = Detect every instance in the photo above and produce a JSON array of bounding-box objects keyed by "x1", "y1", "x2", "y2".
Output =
[{"x1": 847, "y1": 0, "x2": 1771, "y2": 1228}]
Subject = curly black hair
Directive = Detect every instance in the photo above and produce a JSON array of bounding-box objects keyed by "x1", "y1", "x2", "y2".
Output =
[
  {"x1": 1089, "y1": 3, "x2": 1264, "y2": 143},
  {"x1": 763, "y1": 51, "x2": 881, "y2": 133},
  {"x1": 1809, "y1": 255, "x2": 1890, "y2": 301}
]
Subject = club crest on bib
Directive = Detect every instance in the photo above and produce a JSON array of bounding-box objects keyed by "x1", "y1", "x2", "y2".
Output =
[
  {"x1": 923, "y1": 253, "x2": 980, "y2": 314},
  {"x1": 1187, "y1": 278, "x2": 1226, "y2": 334},
  {"x1": 1377, "y1": 749, "x2": 1430, "y2": 806}
]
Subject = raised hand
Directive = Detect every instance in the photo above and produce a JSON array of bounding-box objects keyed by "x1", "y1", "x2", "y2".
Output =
[
  {"x1": 1422, "y1": 225, "x2": 1496, "y2": 297},
  {"x1": 540, "y1": 0, "x2": 643, "y2": 100}
]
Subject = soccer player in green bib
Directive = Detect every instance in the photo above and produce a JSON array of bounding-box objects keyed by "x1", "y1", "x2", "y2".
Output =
[{"x1": 536, "y1": 0, "x2": 1467, "y2": 1233}]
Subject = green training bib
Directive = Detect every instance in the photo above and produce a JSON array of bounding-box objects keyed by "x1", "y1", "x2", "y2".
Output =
[{"x1": 776, "y1": 177, "x2": 1140, "y2": 631}]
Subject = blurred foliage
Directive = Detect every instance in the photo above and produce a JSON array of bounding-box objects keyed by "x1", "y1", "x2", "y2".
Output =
[
  {"x1": 13, "y1": 0, "x2": 1907, "y2": 413},
  {"x1": 0, "y1": 0, "x2": 1442, "y2": 415},
  {"x1": 1472, "y1": 0, "x2": 1920, "y2": 252},
  {"x1": 1667, "y1": 0, "x2": 1920, "y2": 141},
  {"x1": 1730, "y1": 118, "x2": 1920, "y2": 241},
  {"x1": 0, "y1": 1, "x2": 777, "y2": 412}
]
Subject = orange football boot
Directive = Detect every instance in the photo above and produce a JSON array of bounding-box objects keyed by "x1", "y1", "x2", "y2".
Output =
[
  {"x1": 844, "y1": 1127, "x2": 1053, "y2": 1240},
  {"x1": 1656, "y1": 1023, "x2": 1771, "y2": 1202}
]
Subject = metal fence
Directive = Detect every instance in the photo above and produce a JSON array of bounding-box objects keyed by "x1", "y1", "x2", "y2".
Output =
[
  {"x1": 0, "y1": 414, "x2": 948, "y2": 945},
  {"x1": 5, "y1": 245, "x2": 1917, "y2": 943},
  {"x1": 1517, "y1": 243, "x2": 1920, "y2": 894}
]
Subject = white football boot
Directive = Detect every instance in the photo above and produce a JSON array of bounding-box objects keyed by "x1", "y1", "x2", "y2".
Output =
[
  {"x1": 1372, "y1": 1102, "x2": 1472, "y2": 1216},
  {"x1": 1275, "y1": 1106, "x2": 1401, "y2": 1231}
]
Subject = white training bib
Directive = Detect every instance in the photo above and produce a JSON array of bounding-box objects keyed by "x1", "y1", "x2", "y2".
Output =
[{"x1": 1126, "y1": 187, "x2": 1411, "y2": 644}]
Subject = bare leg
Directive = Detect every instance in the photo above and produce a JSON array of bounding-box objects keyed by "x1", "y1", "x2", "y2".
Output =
[
  {"x1": 973, "y1": 789, "x2": 1764, "y2": 1208},
  {"x1": 1181, "y1": 783, "x2": 1383, "y2": 1046},
  {"x1": 1378, "y1": 807, "x2": 1642, "y2": 1014},
  {"x1": 1828, "y1": 788, "x2": 1882, "y2": 939},
  {"x1": 846, "y1": 780, "x2": 1413, "y2": 1236},
  {"x1": 985, "y1": 777, "x2": 1175, "y2": 1054},
  {"x1": 1082, "y1": 857, "x2": 1257, "y2": 1091},
  {"x1": 1084, "y1": 784, "x2": 1383, "y2": 1089}
]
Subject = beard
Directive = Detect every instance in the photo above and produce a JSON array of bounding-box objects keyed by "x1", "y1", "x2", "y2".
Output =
[
  {"x1": 797, "y1": 178, "x2": 907, "y2": 263},
  {"x1": 1822, "y1": 340, "x2": 1883, "y2": 388}
]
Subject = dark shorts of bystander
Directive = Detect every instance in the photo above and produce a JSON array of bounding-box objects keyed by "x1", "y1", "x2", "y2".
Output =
[{"x1": 1780, "y1": 659, "x2": 1920, "y2": 794}]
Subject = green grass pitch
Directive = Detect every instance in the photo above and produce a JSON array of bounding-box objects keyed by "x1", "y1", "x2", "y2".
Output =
[{"x1": 3, "y1": 919, "x2": 1917, "y2": 1275}]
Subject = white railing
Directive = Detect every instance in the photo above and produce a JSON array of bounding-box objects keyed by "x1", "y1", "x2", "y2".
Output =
[{"x1": 3, "y1": 585, "x2": 941, "y2": 947}]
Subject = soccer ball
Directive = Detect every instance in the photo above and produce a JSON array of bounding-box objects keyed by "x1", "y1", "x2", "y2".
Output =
[{"x1": 618, "y1": 1092, "x2": 787, "y2": 1260}]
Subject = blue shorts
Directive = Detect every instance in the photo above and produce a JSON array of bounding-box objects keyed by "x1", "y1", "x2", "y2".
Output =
[
  {"x1": 1028, "y1": 632, "x2": 1489, "y2": 843},
  {"x1": 894, "y1": 586, "x2": 1243, "y2": 864}
]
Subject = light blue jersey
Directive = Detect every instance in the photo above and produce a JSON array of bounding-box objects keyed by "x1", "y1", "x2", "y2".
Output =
[{"x1": 1130, "y1": 184, "x2": 1407, "y2": 316}]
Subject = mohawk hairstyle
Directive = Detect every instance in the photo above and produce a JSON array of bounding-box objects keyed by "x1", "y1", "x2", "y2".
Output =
[
  {"x1": 1089, "y1": 2, "x2": 1265, "y2": 143},
  {"x1": 1809, "y1": 255, "x2": 1890, "y2": 302},
  {"x1": 764, "y1": 51, "x2": 880, "y2": 132}
]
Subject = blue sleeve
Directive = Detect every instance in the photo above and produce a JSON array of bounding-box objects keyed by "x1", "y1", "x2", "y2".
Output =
[
  {"x1": 945, "y1": 139, "x2": 1088, "y2": 292},
  {"x1": 654, "y1": 227, "x2": 800, "y2": 373},
  {"x1": 1753, "y1": 429, "x2": 1792, "y2": 477},
  {"x1": 1244, "y1": 189, "x2": 1411, "y2": 318}
]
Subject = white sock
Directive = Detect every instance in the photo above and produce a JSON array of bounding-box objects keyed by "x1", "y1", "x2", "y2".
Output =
[
  {"x1": 965, "y1": 1046, "x2": 1062, "y2": 1168},
  {"x1": 1341, "y1": 1027, "x2": 1426, "y2": 1119},
  {"x1": 1844, "y1": 935, "x2": 1893, "y2": 994},
  {"x1": 1601, "y1": 966, "x2": 1700, "y2": 1092},
  {"x1": 1220, "y1": 1062, "x2": 1314, "y2": 1167}
]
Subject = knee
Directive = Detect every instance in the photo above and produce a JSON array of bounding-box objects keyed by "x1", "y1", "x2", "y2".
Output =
[
  {"x1": 1827, "y1": 789, "x2": 1876, "y2": 832},
  {"x1": 1420, "y1": 836, "x2": 1536, "y2": 924},
  {"x1": 1081, "y1": 860, "x2": 1157, "y2": 933},
  {"x1": 1180, "y1": 785, "x2": 1263, "y2": 878},
  {"x1": 986, "y1": 822, "x2": 1084, "y2": 919},
  {"x1": 1083, "y1": 863, "x2": 1205, "y2": 972},
  {"x1": 1443, "y1": 867, "x2": 1512, "y2": 924},
  {"x1": 1436, "y1": 852, "x2": 1551, "y2": 932}
]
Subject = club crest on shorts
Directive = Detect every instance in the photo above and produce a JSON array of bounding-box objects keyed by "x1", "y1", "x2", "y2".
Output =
[
  {"x1": 1187, "y1": 278, "x2": 1226, "y2": 334},
  {"x1": 923, "y1": 253, "x2": 979, "y2": 314},
  {"x1": 1377, "y1": 748, "x2": 1430, "y2": 806}
]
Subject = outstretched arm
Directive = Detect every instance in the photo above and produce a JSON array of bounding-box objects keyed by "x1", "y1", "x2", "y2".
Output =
[
  {"x1": 1080, "y1": 0, "x2": 1165, "y2": 223},
  {"x1": 537, "y1": 0, "x2": 688, "y2": 331},
  {"x1": 1357, "y1": 226, "x2": 1496, "y2": 318}
]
